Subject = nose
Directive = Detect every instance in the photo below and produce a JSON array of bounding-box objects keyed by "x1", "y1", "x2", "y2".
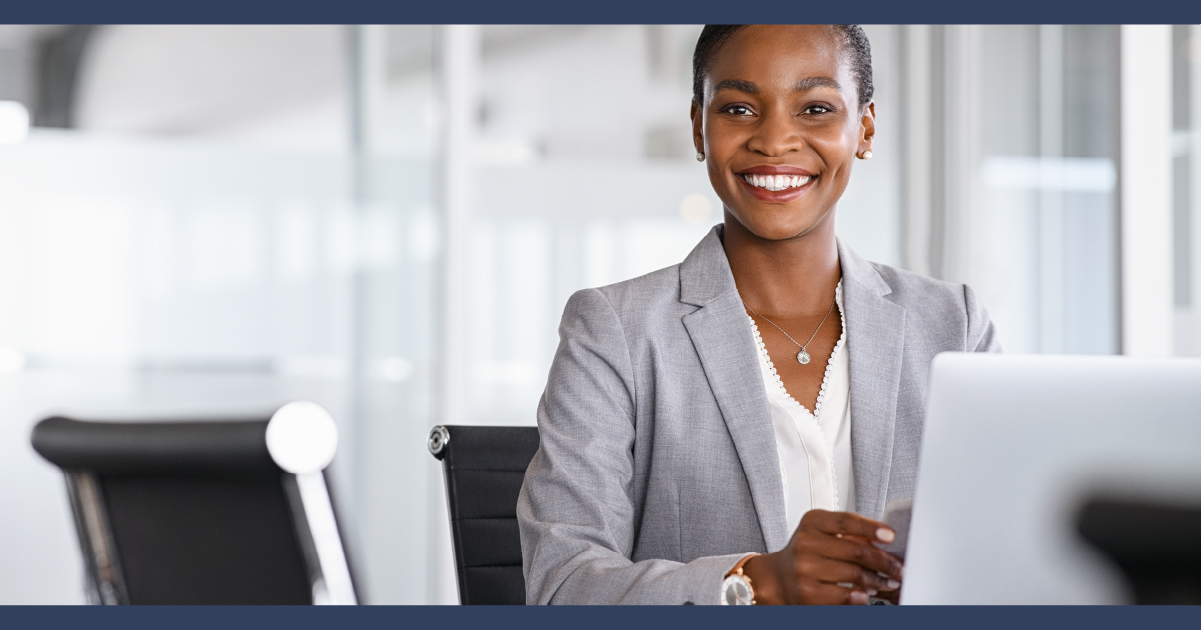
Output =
[{"x1": 746, "y1": 106, "x2": 802, "y2": 157}]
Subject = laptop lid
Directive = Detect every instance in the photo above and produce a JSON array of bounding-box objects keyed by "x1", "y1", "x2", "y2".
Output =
[{"x1": 902, "y1": 353, "x2": 1201, "y2": 604}]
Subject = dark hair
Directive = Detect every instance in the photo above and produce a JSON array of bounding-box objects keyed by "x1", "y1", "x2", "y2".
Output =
[{"x1": 691, "y1": 25, "x2": 874, "y2": 109}]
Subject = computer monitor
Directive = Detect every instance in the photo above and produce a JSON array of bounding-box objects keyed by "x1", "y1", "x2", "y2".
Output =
[{"x1": 902, "y1": 353, "x2": 1201, "y2": 604}]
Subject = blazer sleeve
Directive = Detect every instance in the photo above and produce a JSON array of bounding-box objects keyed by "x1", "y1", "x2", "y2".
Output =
[
  {"x1": 964, "y1": 284, "x2": 1002, "y2": 353},
  {"x1": 517, "y1": 288, "x2": 746, "y2": 604}
]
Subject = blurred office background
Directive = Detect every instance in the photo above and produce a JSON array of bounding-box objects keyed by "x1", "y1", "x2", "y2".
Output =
[{"x1": 0, "y1": 24, "x2": 1195, "y2": 604}]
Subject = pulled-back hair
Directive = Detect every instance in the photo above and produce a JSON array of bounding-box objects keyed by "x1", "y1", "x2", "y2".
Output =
[{"x1": 691, "y1": 25, "x2": 874, "y2": 109}]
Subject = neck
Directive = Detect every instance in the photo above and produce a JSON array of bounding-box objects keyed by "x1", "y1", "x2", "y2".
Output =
[{"x1": 721, "y1": 210, "x2": 842, "y2": 318}]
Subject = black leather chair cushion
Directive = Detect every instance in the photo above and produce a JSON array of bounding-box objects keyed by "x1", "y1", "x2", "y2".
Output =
[
  {"x1": 101, "y1": 471, "x2": 312, "y2": 604},
  {"x1": 434, "y1": 425, "x2": 539, "y2": 605},
  {"x1": 31, "y1": 415, "x2": 321, "y2": 604}
]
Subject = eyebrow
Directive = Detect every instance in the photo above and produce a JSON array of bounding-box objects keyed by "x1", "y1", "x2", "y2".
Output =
[
  {"x1": 713, "y1": 79, "x2": 758, "y2": 94},
  {"x1": 712, "y1": 76, "x2": 842, "y2": 96},
  {"x1": 793, "y1": 76, "x2": 841, "y2": 92}
]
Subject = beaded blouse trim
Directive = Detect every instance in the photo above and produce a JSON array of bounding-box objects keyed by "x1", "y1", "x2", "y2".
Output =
[{"x1": 747, "y1": 280, "x2": 847, "y2": 511}]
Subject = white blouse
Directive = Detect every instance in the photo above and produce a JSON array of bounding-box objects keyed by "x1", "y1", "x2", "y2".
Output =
[{"x1": 748, "y1": 280, "x2": 855, "y2": 535}]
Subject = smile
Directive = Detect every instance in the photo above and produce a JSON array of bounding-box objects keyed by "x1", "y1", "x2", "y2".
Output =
[{"x1": 739, "y1": 173, "x2": 815, "y2": 192}]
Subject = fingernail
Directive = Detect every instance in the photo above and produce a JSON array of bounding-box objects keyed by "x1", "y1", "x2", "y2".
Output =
[
  {"x1": 867, "y1": 589, "x2": 878, "y2": 596},
  {"x1": 876, "y1": 528, "x2": 895, "y2": 543},
  {"x1": 887, "y1": 579, "x2": 901, "y2": 589},
  {"x1": 850, "y1": 591, "x2": 868, "y2": 604},
  {"x1": 877, "y1": 571, "x2": 889, "y2": 578}
]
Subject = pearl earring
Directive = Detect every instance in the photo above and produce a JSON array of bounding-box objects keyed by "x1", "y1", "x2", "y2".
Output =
[
  {"x1": 696, "y1": 152, "x2": 705, "y2": 162},
  {"x1": 860, "y1": 151, "x2": 873, "y2": 160}
]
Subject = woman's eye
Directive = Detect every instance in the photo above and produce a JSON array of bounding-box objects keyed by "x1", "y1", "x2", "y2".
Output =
[
  {"x1": 722, "y1": 105, "x2": 752, "y2": 116},
  {"x1": 802, "y1": 105, "x2": 833, "y2": 115}
]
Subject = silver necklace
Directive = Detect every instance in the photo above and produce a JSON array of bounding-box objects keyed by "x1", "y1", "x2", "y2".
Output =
[{"x1": 745, "y1": 296, "x2": 837, "y2": 365}]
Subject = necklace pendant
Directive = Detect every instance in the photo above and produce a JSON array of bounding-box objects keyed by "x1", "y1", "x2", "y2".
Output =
[{"x1": 797, "y1": 349, "x2": 811, "y2": 365}]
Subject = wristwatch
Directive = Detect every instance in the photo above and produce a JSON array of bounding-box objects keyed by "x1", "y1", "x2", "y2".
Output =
[{"x1": 720, "y1": 554, "x2": 758, "y2": 605}]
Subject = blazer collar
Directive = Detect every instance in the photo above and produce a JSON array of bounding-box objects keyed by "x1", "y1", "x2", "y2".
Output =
[
  {"x1": 838, "y1": 240, "x2": 907, "y2": 520},
  {"x1": 679, "y1": 225, "x2": 738, "y2": 307},
  {"x1": 679, "y1": 225, "x2": 789, "y2": 550},
  {"x1": 680, "y1": 226, "x2": 908, "y2": 534},
  {"x1": 837, "y1": 238, "x2": 893, "y2": 298}
]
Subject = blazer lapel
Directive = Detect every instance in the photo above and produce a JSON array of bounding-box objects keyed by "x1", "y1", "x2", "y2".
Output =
[
  {"x1": 679, "y1": 227, "x2": 790, "y2": 552},
  {"x1": 838, "y1": 240, "x2": 907, "y2": 520}
]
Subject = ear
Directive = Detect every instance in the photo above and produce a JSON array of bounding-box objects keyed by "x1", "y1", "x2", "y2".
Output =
[
  {"x1": 690, "y1": 99, "x2": 704, "y2": 156},
  {"x1": 858, "y1": 101, "x2": 876, "y2": 155}
]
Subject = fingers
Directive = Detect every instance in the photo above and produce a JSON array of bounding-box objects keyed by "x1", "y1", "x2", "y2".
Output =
[
  {"x1": 801, "y1": 581, "x2": 871, "y2": 605},
  {"x1": 803, "y1": 509, "x2": 896, "y2": 545},
  {"x1": 875, "y1": 587, "x2": 901, "y2": 605},
  {"x1": 807, "y1": 557, "x2": 899, "y2": 593},
  {"x1": 798, "y1": 510, "x2": 904, "y2": 579},
  {"x1": 826, "y1": 532, "x2": 903, "y2": 578},
  {"x1": 780, "y1": 510, "x2": 907, "y2": 604}
]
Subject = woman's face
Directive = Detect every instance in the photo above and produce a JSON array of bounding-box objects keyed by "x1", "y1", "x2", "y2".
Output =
[{"x1": 692, "y1": 25, "x2": 875, "y2": 242}]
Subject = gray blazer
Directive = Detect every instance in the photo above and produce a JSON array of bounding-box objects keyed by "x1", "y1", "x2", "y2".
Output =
[{"x1": 517, "y1": 225, "x2": 1000, "y2": 604}]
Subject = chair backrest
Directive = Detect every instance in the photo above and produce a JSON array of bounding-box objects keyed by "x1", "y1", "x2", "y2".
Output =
[
  {"x1": 1077, "y1": 498, "x2": 1201, "y2": 604},
  {"x1": 31, "y1": 402, "x2": 357, "y2": 605},
  {"x1": 428, "y1": 425, "x2": 539, "y2": 605}
]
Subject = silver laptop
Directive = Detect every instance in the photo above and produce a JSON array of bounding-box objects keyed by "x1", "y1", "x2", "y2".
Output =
[{"x1": 901, "y1": 353, "x2": 1201, "y2": 604}]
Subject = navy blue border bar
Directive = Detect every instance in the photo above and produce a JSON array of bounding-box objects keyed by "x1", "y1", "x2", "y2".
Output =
[
  {"x1": 2, "y1": 0, "x2": 1200, "y2": 25},
  {"x1": 3, "y1": 605, "x2": 1200, "y2": 630}
]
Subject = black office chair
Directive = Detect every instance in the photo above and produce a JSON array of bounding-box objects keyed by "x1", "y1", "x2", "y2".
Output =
[
  {"x1": 428, "y1": 424, "x2": 539, "y2": 605},
  {"x1": 32, "y1": 401, "x2": 357, "y2": 605},
  {"x1": 1077, "y1": 498, "x2": 1201, "y2": 604}
]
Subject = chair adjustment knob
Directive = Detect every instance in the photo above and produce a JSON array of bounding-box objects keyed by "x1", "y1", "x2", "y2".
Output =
[{"x1": 428, "y1": 425, "x2": 450, "y2": 459}]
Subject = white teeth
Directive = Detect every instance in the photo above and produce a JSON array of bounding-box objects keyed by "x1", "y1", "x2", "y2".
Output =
[{"x1": 744, "y1": 173, "x2": 813, "y2": 191}]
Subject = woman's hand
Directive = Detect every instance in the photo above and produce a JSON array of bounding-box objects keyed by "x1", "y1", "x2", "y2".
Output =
[{"x1": 740, "y1": 509, "x2": 904, "y2": 604}]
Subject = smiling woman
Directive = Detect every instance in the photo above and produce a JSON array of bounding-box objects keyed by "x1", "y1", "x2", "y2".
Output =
[{"x1": 516, "y1": 25, "x2": 1001, "y2": 605}]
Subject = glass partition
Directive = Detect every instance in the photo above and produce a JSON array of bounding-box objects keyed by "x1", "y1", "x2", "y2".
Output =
[
  {"x1": 0, "y1": 130, "x2": 358, "y2": 603},
  {"x1": 0, "y1": 23, "x2": 1150, "y2": 605},
  {"x1": 1173, "y1": 25, "x2": 1201, "y2": 355},
  {"x1": 920, "y1": 25, "x2": 1120, "y2": 354}
]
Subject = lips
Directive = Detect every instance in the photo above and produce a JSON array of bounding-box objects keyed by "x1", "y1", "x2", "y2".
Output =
[{"x1": 736, "y1": 166, "x2": 817, "y2": 202}]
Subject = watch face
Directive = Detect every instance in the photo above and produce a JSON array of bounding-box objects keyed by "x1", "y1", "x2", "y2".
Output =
[{"x1": 721, "y1": 575, "x2": 753, "y2": 605}]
